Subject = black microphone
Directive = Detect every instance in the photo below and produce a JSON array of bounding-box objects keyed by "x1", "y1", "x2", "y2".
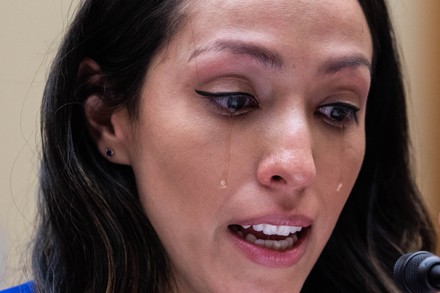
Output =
[{"x1": 393, "y1": 251, "x2": 440, "y2": 293}]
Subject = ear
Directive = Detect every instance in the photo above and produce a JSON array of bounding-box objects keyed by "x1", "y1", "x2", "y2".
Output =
[{"x1": 80, "y1": 59, "x2": 133, "y2": 165}]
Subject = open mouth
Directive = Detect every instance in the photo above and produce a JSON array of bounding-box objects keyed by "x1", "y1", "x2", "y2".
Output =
[{"x1": 228, "y1": 223, "x2": 309, "y2": 251}]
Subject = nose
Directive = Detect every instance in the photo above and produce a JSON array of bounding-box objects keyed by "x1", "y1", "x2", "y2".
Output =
[{"x1": 256, "y1": 116, "x2": 316, "y2": 193}]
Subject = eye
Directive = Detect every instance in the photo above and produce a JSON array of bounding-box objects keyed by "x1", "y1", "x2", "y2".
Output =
[
  {"x1": 195, "y1": 90, "x2": 259, "y2": 116},
  {"x1": 316, "y1": 102, "x2": 360, "y2": 128}
]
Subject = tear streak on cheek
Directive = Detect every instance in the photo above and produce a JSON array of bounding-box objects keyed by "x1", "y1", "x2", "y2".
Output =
[{"x1": 220, "y1": 115, "x2": 234, "y2": 189}]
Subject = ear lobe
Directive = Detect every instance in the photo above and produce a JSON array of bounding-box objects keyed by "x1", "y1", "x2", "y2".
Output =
[{"x1": 81, "y1": 59, "x2": 132, "y2": 165}]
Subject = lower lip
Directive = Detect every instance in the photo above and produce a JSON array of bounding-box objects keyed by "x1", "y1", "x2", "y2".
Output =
[{"x1": 228, "y1": 228, "x2": 309, "y2": 268}]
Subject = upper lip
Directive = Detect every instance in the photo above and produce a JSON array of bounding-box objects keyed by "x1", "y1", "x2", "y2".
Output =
[{"x1": 229, "y1": 214, "x2": 313, "y2": 228}]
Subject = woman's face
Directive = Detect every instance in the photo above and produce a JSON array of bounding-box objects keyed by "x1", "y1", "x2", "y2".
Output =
[{"x1": 124, "y1": 0, "x2": 372, "y2": 292}]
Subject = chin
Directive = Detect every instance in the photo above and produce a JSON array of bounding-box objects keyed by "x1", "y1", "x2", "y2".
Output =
[{"x1": 219, "y1": 277, "x2": 305, "y2": 293}]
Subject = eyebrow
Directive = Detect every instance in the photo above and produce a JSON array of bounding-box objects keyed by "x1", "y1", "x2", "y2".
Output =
[
  {"x1": 318, "y1": 55, "x2": 372, "y2": 75},
  {"x1": 188, "y1": 40, "x2": 371, "y2": 75},
  {"x1": 188, "y1": 40, "x2": 284, "y2": 70}
]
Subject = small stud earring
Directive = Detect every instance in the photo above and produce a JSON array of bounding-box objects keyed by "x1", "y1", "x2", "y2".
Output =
[{"x1": 105, "y1": 148, "x2": 114, "y2": 158}]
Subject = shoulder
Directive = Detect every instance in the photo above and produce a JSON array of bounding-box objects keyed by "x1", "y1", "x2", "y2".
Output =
[{"x1": 0, "y1": 282, "x2": 34, "y2": 293}]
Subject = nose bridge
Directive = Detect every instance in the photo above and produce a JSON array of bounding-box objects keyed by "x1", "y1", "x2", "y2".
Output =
[{"x1": 256, "y1": 110, "x2": 316, "y2": 191}]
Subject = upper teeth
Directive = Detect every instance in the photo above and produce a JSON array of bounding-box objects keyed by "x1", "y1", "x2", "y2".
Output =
[{"x1": 241, "y1": 224, "x2": 302, "y2": 236}]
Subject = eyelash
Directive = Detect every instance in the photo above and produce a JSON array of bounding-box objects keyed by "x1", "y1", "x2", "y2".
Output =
[
  {"x1": 195, "y1": 90, "x2": 259, "y2": 116},
  {"x1": 195, "y1": 89, "x2": 360, "y2": 128}
]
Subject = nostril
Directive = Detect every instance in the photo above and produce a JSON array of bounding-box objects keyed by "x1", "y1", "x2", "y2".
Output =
[
  {"x1": 272, "y1": 175, "x2": 284, "y2": 182},
  {"x1": 256, "y1": 149, "x2": 316, "y2": 190}
]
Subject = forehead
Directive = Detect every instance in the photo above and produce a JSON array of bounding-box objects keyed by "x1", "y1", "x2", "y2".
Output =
[
  {"x1": 185, "y1": 0, "x2": 368, "y2": 36},
  {"x1": 170, "y1": 0, "x2": 372, "y2": 62}
]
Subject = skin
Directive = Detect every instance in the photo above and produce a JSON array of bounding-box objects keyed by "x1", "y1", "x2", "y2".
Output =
[{"x1": 90, "y1": 0, "x2": 373, "y2": 292}]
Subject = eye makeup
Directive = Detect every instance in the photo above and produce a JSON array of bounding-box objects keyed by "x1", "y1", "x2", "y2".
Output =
[{"x1": 195, "y1": 90, "x2": 259, "y2": 116}]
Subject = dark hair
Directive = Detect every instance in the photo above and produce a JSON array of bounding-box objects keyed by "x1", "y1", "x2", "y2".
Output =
[
  {"x1": 34, "y1": 1, "x2": 186, "y2": 292},
  {"x1": 34, "y1": 0, "x2": 437, "y2": 292}
]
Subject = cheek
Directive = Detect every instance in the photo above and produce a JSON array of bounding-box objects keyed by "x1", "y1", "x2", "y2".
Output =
[
  {"x1": 128, "y1": 100, "x2": 231, "y2": 237},
  {"x1": 312, "y1": 124, "x2": 365, "y2": 204},
  {"x1": 323, "y1": 129, "x2": 364, "y2": 210},
  {"x1": 309, "y1": 129, "x2": 365, "y2": 253},
  {"x1": 341, "y1": 130, "x2": 366, "y2": 187}
]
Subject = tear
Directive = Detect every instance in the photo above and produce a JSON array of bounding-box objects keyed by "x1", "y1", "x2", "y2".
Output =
[
  {"x1": 336, "y1": 127, "x2": 345, "y2": 192},
  {"x1": 220, "y1": 115, "x2": 233, "y2": 189}
]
